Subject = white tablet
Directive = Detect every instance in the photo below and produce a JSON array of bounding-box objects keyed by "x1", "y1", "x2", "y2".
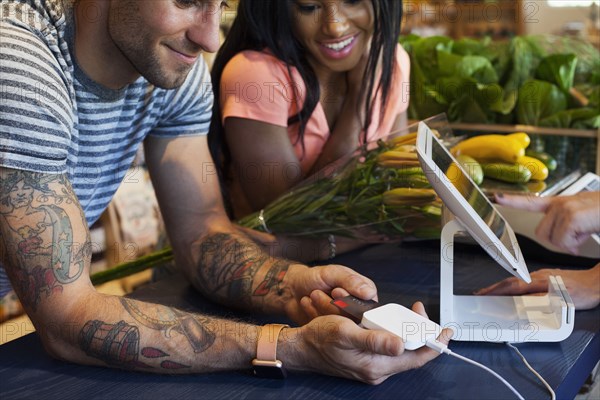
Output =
[{"x1": 416, "y1": 122, "x2": 531, "y2": 283}]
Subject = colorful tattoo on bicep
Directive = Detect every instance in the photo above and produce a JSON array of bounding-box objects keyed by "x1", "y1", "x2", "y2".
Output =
[{"x1": 0, "y1": 171, "x2": 87, "y2": 310}]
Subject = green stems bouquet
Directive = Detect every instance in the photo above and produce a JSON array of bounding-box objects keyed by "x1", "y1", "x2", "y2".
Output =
[
  {"x1": 91, "y1": 116, "x2": 455, "y2": 285},
  {"x1": 237, "y1": 130, "x2": 442, "y2": 241}
]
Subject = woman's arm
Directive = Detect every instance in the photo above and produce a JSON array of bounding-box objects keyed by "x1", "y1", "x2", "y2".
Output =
[{"x1": 224, "y1": 117, "x2": 304, "y2": 211}]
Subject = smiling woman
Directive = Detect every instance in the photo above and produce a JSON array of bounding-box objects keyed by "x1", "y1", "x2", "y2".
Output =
[
  {"x1": 209, "y1": 0, "x2": 408, "y2": 224},
  {"x1": 291, "y1": 0, "x2": 374, "y2": 72}
]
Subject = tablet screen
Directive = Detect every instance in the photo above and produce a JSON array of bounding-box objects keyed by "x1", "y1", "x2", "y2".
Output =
[
  {"x1": 429, "y1": 134, "x2": 514, "y2": 258},
  {"x1": 416, "y1": 121, "x2": 530, "y2": 281}
]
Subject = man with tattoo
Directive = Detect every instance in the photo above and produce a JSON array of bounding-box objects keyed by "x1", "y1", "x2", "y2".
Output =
[{"x1": 0, "y1": 0, "x2": 449, "y2": 384}]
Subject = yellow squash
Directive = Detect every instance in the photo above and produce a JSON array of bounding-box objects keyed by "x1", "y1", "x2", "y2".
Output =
[
  {"x1": 517, "y1": 155, "x2": 549, "y2": 181},
  {"x1": 389, "y1": 132, "x2": 417, "y2": 146},
  {"x1": 507, "y1": 132, "x2": 531, "y2": 149},
  {"x1": 377, "y1": 151, "x2": 420, "y2": 167},
  {"x1": 455, "y1": 154, "x2": 483, "y2": 185},
  {"x1": 451, "y1": 134, "x2": 525, "y2": 163},
  {"x1": 382, "y1": 188, "x2": 437, "y2": 206}
]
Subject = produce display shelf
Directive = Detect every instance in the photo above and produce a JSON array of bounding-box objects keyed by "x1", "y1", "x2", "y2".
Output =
[{"x1": 450, "y1": 123, "x2": 599, "y2": 175}]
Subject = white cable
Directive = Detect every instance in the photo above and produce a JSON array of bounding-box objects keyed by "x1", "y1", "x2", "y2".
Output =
[
  {"x1": 426, "y1": 340, "x2": 525, "y2": 400},
  {"x1": 506, "y1": 342, "x2": 556, "y2": 400}
]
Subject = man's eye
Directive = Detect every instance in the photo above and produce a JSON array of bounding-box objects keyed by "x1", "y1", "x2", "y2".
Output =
[{"x1": 176, "y1": 0, "x2": 196, "y2": 7}]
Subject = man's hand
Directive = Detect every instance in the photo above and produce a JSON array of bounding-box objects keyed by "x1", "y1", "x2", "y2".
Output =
[
  {"x1": 283, "y1": 264, "x2": 378, "y2": 325},
  {"x1": 280, "y1": 302, "x2": 452, "y2": 384},
  {"x1": 475, "y1": 264, "x2": 600, "y2": 310}
]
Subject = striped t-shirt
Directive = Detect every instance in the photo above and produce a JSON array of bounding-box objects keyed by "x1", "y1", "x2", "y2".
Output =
[{"x1": 0, "y1": 0, "x2": 213, "y2": 297}]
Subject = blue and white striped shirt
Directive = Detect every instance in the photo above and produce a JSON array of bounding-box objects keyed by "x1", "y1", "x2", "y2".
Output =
[{"x1": 0, "y1": 0, "x2": 213, "y2": 297}]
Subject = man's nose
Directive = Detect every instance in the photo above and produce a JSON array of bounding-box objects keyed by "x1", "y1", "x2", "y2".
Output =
[{"x1": 188, "y1": 4, "x2": 221, "y2": 53}]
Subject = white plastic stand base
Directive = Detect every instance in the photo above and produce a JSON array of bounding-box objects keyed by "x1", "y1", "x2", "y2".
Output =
[{"x1": 440, "y1": 219, "x2": 575, "y2": 343}]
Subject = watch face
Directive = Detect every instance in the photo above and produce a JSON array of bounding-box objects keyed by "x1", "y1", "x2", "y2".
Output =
[{"x1": 252, "y1": 360, "x2": 287, "y2": 379}]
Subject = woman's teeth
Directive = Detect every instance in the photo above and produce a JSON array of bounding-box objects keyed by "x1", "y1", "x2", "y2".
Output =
[{"x1": 323, "y1": 37, "x2": 354, "y2": 51}]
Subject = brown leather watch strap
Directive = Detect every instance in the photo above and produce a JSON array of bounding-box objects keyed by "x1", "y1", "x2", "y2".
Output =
[{"x1": 256, "y1": 324, "x2": 288, "y2": 361}]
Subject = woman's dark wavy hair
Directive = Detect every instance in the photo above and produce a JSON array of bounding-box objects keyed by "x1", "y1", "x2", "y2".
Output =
[{"x1": 209, "y1": 0, "x2": 403, "y2": 213}]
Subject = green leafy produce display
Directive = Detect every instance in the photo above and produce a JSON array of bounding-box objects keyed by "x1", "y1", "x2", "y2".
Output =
[{"x1": 400, "y1": 34, "x2": 600, "y2": 129}]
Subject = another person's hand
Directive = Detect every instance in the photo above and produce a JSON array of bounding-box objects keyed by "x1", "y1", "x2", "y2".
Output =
[
  {"x1": 495, "y1": 192, "x2": 600, "y2": 254},
  {"x1": 281, "y1": 302, "x2": 453, "y2": 384},
  {"x1": 283, "y1": 263, "x2": 378, "y2": 325},
  {"x1": 475, "y1": 264, "x2": 600, "y2": 310}
]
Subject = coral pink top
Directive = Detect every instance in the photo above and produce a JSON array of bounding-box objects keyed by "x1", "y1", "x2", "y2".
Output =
[{"x1": 220, "y1": 45, "x2": 410, "y2": 175}]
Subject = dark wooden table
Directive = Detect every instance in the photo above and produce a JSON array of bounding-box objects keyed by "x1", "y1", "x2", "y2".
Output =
[{"x1": 1, "y1": 241, "x2": 598, "y2": 399}]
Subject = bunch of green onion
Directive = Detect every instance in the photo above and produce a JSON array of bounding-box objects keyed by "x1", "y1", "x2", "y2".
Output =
[{"x1": 92, "y1": 133, "x2": 442, "y2": 285}]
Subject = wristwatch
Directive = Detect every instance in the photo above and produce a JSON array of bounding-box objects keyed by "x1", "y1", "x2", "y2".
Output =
[{"x1": 252, "y1": 323, "x2": 289, "y2": 379}]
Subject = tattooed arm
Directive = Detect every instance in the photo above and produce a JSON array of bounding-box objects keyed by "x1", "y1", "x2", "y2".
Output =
[
  {"x1": 0, "y1": 167, "x2": 259, "y2": 373},
  {"x1": 0, "y1": 164, "x2": 449, "y2": 382},
  {"x1": 144, "y1": 135, "x2": 379, "y2": 324}
]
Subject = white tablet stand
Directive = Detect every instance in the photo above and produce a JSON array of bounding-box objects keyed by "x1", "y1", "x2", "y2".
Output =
[
  {"x1": 415, "y1": 120, "x2": 575, "y2": 343},
  {"x1": 440, "y1": 218, "x2": 575, "y2": 342}
]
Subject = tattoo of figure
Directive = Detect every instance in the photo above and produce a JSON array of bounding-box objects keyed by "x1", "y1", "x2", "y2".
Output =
[
  {"x1": 0, "y1": 171, "x2": 86, "y2": 309},
  {"x1": 120, "y1": 298, "x2": 215, "y2": 354}
]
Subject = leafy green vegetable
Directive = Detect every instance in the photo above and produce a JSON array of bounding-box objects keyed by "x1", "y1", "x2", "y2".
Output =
[
  {"x1": 453, "y1": 37, "x2": 490, "y2": 56},
  {"x1": 456, "y1": 56, "x2": 499, "y2": 84},
  {"x1": 539, "y1": 108, "x2": 600, "y2": 129},
  {"x1": 412, "y1": 36, "x2": 453, "y2": 82},
  {"x1": 401, "y1": 34, "x2": 599, "y2": 129},
  {"x1": 517, "y1": 80, "x2": 567, "y2": 126},
  {"x1": 536, "y1": 54, "x2": 577, "y2": 93}
]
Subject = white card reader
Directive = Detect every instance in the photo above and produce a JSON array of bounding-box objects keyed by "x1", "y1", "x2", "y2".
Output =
[{"x1": 361, "y1": 303, "x2": 442, "y2": 350}]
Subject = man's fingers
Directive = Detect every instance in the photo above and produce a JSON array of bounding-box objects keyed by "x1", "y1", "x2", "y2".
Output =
[
  {"x1": 411, "y1": 301, "x2": 428, "y2": 318},
  {"x1": 309, "y1": 290, "x2": 342, "y2": 316},
  {"x1": 319, "y1": 266, "x2": 378, "y2": 300},
  {"x1": 348, "y1": 327, "x2": 405, "y2": 357},
  {"x1": 300, "y1": 296, "x2": 320, "y2": 320},
  {"x1": 395, "y1": 327, "x2": 453, "y2": 370}
]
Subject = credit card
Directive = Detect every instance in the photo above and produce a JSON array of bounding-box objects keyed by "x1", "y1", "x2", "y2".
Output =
[{"x1": 331, "y1": 295, "x2": 380, "y2": 320}]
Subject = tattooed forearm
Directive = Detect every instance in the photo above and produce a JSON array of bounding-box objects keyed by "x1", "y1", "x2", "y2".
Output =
[
  {"x1": 194, "y1": 233, "x2": 291, "y2": 305},
  {"x1": 196, "y1": 233, "x2": 266, "y2": 297},
  {"x1": 120, "y1": 298, "x2": 215, "y2": 353},
  {"x1": 0, "y1": 170, "x2": 88, "y2": 310},
  {"x1": 79, "y1": 320, "x2": 191, "y2": 370}
]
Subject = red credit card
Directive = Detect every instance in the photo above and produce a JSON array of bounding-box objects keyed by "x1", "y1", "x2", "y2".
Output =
[{"x1": 331, "y1": 295, "x2": 380, "y2": 320}]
